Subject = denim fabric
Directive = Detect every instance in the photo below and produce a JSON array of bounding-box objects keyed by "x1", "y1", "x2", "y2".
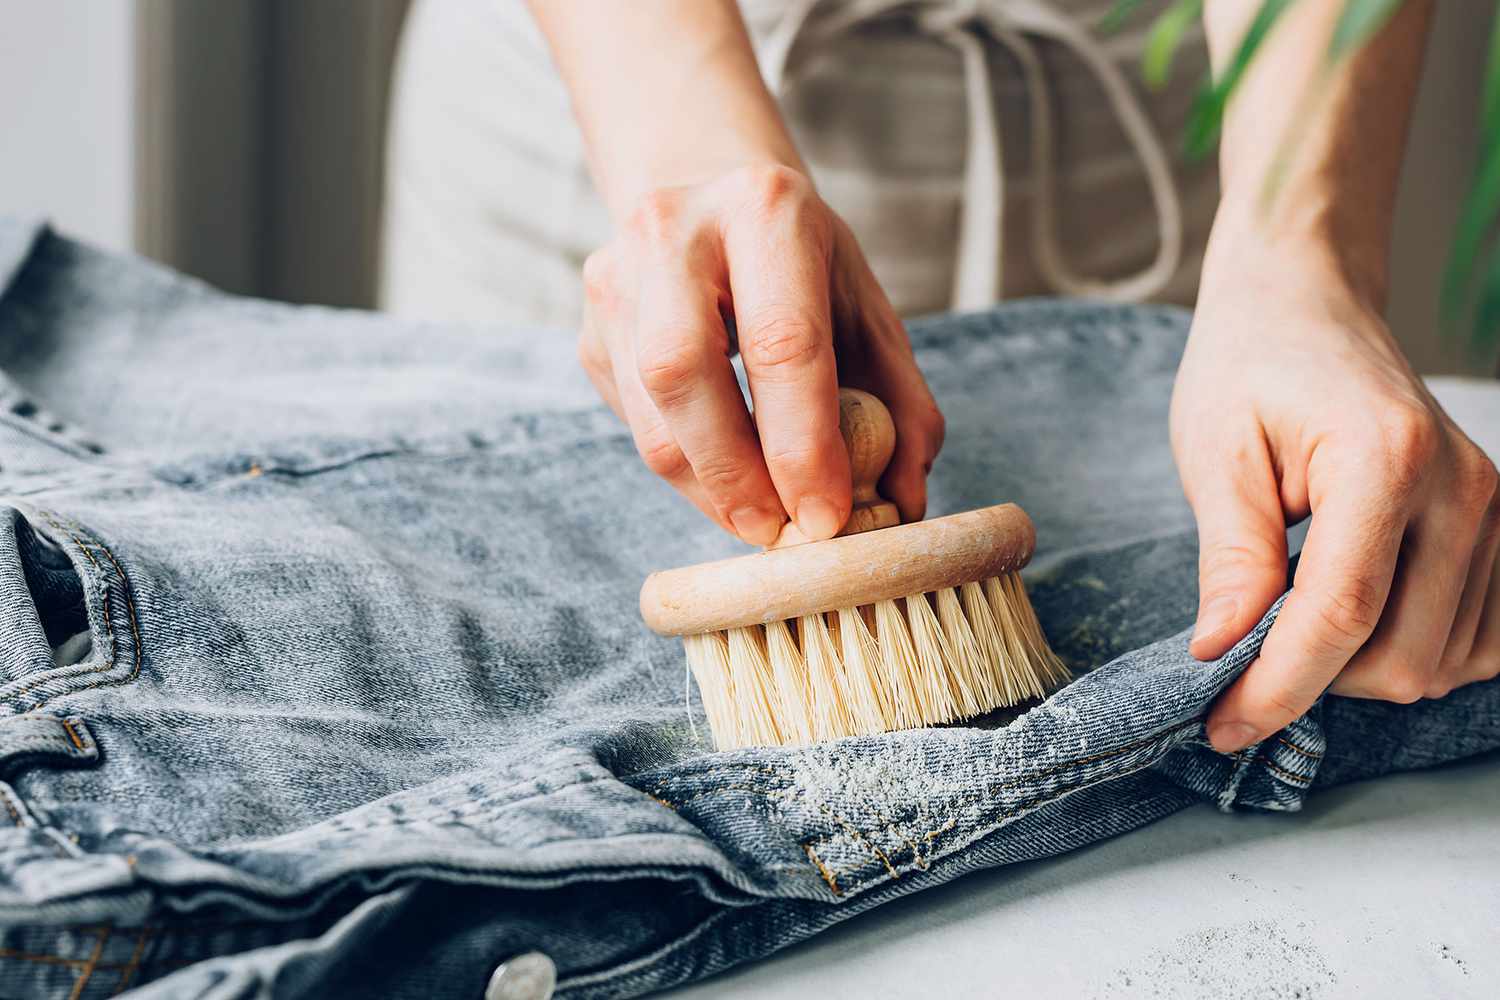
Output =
[{"x1": 0, "y1": 219, "x2": 1496, "y2": 999}]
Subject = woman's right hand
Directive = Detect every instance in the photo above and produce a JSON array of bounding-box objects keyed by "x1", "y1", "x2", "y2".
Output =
[{"x1": 579, "y1": 163, "x2": 945, "y2": 546}]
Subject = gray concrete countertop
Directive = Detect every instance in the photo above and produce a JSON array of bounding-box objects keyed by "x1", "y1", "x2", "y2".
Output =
[{"x1": 666, "y1": 376, "x2": 1500, "y2": 999}]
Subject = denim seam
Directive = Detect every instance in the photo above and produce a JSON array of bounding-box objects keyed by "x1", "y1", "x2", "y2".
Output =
[
  {"x1": 0, "y1": 931, "x2": 135, "y2": 977},
  {"x1": 0, "y1": 917, "x2": 323, "y2": 995},
  {"x1": 0, "y1": 781, "x2": 75, "y2": 861},
  {"x1": 2, "y1": 510, "x2": 143, "y2": 711},
  {"x1": 0, "y1": 947, "x2": 93, "y2": 968},
  {"x1": 1214, "y1": 748, "x2": 1258, "y2": 810},
  {"x1": 655, "y1": 720, "x2": 1199, "y2": 897},
  {"x1": 210, "y1": 770, "x2": 626, "y2": 849},
  {"x1": 802, "y1": 845, "x2": 840, "y2": 895},
  {"x1": 808, "y1": 752, "x2": 1180, "y2": 898},
  {"x1": 555, "y1": 905, "x2": 744, "y2": 994},
  {"x1": 810, "y1": 802, "x2": 900, "y2": 880},
  {"x1": 67, "y1": 925, "x2": 111, "y2": 1000},
  {"x1": 64, "y1": 918, "x2": 314, "y2": 936},
  {"x1": 156, "y1": 420, "x2": 628, "y2": 491},
  {"x1": 0, "y1": 943, "x2": 170, "y2": 978},
  {"x1": 648, "y1": 780, "x2": 901, "y2": 883},
  {"x1": 819, "y1": 730, "x2": 1196, "y2": 895},
  {"x1": 148, "y1": 306, "x2": 1173, "y2": 493},
  {"x1": 1276, "y1": 736, "x2": 1323, "y2": 761},
  {"x1": 6, "y1": 509, "x2": 117, "y2": 700},
  {"x1": 655, "y1": 722, "x2": 1194, "y2": 820},
  {"x1": 137, "y1": 305, "x2": 1179, "y2": 491},
  {"x1": 0, "y1": 734, "x2": 90, "y2": 751},
  {"x1": 0, "y1": 413, "x2": 106, "y2": 464},
  {"x1": 60, "y1": 718, "x2": 85, "y2": 751},
  {"x1": 1259, "y1": 758, "x2": 1312, "y2": 787},
  {"x1": 0, "y1": 786, "x2": 21, "y2": 826},
  {"x1": 767, "y1": 722, "x2": 1197, "y2": 839},
  {"x1": 0, "y1": 918, "x2": 313, "y2": 993},
  {"x1": 109, "y1": 926, "x2": 154, "y2": 997}
]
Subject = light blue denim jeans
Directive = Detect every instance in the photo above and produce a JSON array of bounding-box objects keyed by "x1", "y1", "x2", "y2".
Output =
[{"x1": 0, "y1": 220, "x2": 1496, "y2": 998}]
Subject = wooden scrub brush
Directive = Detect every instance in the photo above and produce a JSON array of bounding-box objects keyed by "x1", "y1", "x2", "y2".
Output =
[{"x1": 639, "y1": 388, "x2": 1069, "y2": 750}]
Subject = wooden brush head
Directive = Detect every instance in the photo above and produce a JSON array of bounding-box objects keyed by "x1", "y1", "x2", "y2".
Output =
[{"x1": 639, "y1": 389, "x2": 1038, "y2": 635}]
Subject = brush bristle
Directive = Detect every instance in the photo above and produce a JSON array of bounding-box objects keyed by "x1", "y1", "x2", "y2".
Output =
[{"x1": 682, "y1": 571, "x2": 1071, "y2": 749}]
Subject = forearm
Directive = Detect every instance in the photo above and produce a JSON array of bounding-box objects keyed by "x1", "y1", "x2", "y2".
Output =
[
  {"x1": 526, "y1": 0, "x2": 804, "y2": 221},
  {"x1": 1204, "y1": 0, "x2": 1433, "y2": 309}
]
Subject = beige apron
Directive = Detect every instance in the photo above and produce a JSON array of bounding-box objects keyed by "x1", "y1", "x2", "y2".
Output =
[{"x1": 379, "y1": 0, "x2": 1219, "y2": 328}]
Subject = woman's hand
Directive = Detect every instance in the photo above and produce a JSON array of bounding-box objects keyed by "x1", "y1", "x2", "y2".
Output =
[
  {"x1": 1173, "y1": 241, "x2": 1500, "y2": 754},
  {"x1": 578, "y1": 164, "x2": 944, "y2": 546}
]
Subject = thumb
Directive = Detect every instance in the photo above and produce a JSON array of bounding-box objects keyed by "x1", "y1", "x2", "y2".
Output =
[{"x1": 1184, "y1": 446, "x2": 1290, "y2": 661}]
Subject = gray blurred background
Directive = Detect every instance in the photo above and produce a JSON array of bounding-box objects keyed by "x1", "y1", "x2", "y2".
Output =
[{"x1": 0, "y1": 0, "x2": 1493, "y2": 374}]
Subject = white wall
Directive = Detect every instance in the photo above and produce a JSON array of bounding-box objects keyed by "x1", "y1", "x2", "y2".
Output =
[{"x1": 0, "y1": 0, "x2": 135, "y2": 251}]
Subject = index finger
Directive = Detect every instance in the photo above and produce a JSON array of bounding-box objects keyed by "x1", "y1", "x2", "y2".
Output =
[
  {"x1": 723, "y1": 171, "x2": 850, "y2": 541},
  {"x1": 1205, "y1": 467, "x2": 1408, "y2": 752}
]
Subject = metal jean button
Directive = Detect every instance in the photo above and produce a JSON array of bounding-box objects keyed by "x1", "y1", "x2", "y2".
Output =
[{"x1": 485, "y1": 951, "x2": 556, "y2": 1000}]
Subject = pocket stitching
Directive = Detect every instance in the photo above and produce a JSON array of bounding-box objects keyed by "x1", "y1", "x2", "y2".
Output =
[{"x1": 3, "y1": 510, "x2": 142, "y2": 711}]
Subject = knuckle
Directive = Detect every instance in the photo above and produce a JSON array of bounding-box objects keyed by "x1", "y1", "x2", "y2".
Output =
[
  {"x1": 581, "y1": 250, "x2": 616, "y2": 304},
  {"x1": 626, "y1": 189, "x2": 683, "y2": 245},
  {"x1": 636, "y1": 335, "x2": 710, "y2": 402},
  {"x1": 1374, "y1": 404, "x2": 1439, "y2": 493},
  {"x1": 1456, "y1": 449, "x2": 1499, "y2": 515},
  {"x1": 913, "y1": 399, "x2": 946, "y2": 452},
  {"x1": 1436, "y1": 643, "x2": 1470, "y2": 683},
  {"x1": 1424, "y1": 676, "x2": 1454, "y2": 700},
  {"x1": 1261, "y1": 691, "x2": 1306, "y2": 726},
  {"x1": 637, "y1": 432, "x2": 689, "y2": 480},
  {"x1": 1371, "y1": 668, "x2": 1428, "y2": 705},
  {"x1": 1312, "y1": 583, "x2": 1383, "y2": 651},
  {"x1": 740, "y1": 313, "x2": 829, "y2": 371},
  {"x1": 576, "y1": 334, "x2": 609, "y2": 375},
  {"x1": 732, "y1": 165, "x2": 830, "y2": 249},
  {"x1": 735, "y1": 163, "x2": 809, "y2": 211},
  {"x1": 1200, "y1": 538, "x2": 1281, "y2": 580},
  {"x1": 692, "y1": 456, "x2": 751, "y2": 493},
  {"x1": 761, "y1": 442, "x2": 828, "y2": 481},
  {"x1": 1480, "y1": 495, "x2": 1500, "y2": 547}
]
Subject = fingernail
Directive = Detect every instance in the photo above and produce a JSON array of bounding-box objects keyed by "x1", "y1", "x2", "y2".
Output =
[
  {"x1": 795, "y1": 497, "x2": 844, "y2": 540},
  {"x1": 729, "y1": 506, "x2": 785, "y2": 546},
  {"x1": 1191, "y1": 596, "x2": 1238, "y2": 646},
  {"x1": 1208, "y1": 721, "x2": 1260, "y2": 754}
]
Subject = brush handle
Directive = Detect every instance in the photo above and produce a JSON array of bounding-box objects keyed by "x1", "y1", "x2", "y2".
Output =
[
  {"x1": 766, "y1": 387, "x2": 900, "y2": 549},
  {"x1": 640, "y1": 503, "x2": 1037, "y2": 634}
]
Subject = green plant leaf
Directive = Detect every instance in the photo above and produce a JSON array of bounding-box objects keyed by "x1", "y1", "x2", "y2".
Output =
[
  {"x1": 1442, "y1": 9, "x2": 1500, "y2": 348},
  {"x1": 1183, "y1": 0, "x2": 1294, "y2": 160},
  {"x1": 1474, "y1": 4, "x2": 1500, "y2": 153},
  {"x1": 1471, "y1": 239, "x2": 1500, "y2": 359},
  {"x1": 1441, "y1": 146, "x2": 1500, "y2": 328},
  {"x1": 1326, "y1": 0, "x2": 1405, "y2": 61},
  {"x1": 1100, "y1": 0, "x2": 1148, "y2": 33},
  {"x1": 1143, "y1": 0, "x2": 1206, "y2": 89}
]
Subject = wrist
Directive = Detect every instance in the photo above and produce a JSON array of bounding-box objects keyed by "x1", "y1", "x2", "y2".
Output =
[
  {"x1": 1201, "y1": 195, "x2": 1391, "y2": 315},
  {"x1": 629, "y1": 139, "x2": 807, "y2": 205}
]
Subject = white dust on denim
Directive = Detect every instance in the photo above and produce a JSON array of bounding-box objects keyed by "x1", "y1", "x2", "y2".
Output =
[
  {"x1": 768, "y1": 693, "x2": 1095, "y2": 833},
  {"x1": 767, "y1": 734, "x2": 989, "y2": 837},
  {"x1": 1095, "y1": 920, "x2": 1335, "y2": 1000}
]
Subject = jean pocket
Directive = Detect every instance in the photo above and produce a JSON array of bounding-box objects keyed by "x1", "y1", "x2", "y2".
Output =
[{"x1": 0, "y1": 503, "x2": 141, "y2": 714}]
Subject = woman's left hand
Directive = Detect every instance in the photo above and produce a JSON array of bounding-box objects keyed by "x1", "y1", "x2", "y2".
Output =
[{"x1": 1171, "y1": 238, "x2": 1500, "y2": 754}]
